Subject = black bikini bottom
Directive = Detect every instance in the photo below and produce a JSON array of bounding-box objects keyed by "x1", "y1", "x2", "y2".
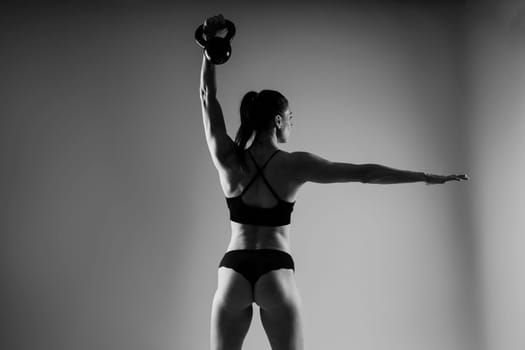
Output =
[{"x1": 218, "y1": 249, "x2": 295, "y2": 290}]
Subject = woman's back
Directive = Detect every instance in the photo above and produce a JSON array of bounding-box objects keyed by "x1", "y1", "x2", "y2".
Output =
[
  {"x1": 229, "y1": 148, "x2": 298, "y2": 207},
  {"x1": 223, "y1": 148, "x2": 300, "y2": 252},
  {"x1": 225, "y1": 148, "x2": 298, "y2": 230}
]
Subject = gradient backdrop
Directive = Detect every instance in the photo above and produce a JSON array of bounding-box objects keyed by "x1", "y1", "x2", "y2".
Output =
[{"x1": 2, "y1": 0, "x2": 524, "y2": 349}]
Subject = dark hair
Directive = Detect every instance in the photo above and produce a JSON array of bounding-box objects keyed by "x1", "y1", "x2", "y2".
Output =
[{"x1": 234, "y1": 90, "x2": 288, "y2": 169}]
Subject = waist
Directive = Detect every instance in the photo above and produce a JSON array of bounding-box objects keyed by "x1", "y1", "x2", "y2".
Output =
[{"x1": 226, "y1": 222, "x2": 292, "y2": 253}]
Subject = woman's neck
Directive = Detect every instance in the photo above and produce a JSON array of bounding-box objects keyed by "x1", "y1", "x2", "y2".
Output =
[{"x1": 250, "y1": 131, "x2": 278, "y2": 153}]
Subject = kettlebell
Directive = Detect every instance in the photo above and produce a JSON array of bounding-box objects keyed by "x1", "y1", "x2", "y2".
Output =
[{"x1": 195, "y1": 20, "x2": 236, "y2": 65}]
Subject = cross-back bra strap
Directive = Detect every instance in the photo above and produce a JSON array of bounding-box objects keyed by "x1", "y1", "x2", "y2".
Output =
[
  {"x1": 242, "y1": 149, "x2": 283, "y2": 200},
  {"x1": 256, "y1": 170, "x2": 283, "y2": 201},
  {"x1": 240, "y1": 173, "x2": 259, "y2": 195},
  {"x1": 260, "y1": 149, "x2": 281, "y2": 170},
  {"x1": 241, "y1": 150, "x2": 280, "y2": 195},
  {"x1": 247, "y1": 149, "x2": 279, "y2": 171}
]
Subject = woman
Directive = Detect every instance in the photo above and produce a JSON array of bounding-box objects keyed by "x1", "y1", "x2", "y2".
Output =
[{"x1": 199, "y1": 15, "x2": 468, "y2": 350}]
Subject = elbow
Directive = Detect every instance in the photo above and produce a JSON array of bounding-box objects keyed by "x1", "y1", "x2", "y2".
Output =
[
  {"x1": 200, "y1": 86, "x2": 207, "y2": 100},
  {"x1": 359, "y1": 164, "x2": 380, "y2": 183},
  {"x1": 362, "y1": 164, "x2": 402, "y2": 184},
  {"x1": 199, "y1": 88, "x2": 209, "y2": 107},
  {"x1": 200, "y1": 87, "x2": 216, "y2": 103}
]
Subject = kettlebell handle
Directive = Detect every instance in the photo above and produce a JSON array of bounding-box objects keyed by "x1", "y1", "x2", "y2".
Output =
[{"x1": 194, "y1": 20, "x2": 236, "y2": 48}]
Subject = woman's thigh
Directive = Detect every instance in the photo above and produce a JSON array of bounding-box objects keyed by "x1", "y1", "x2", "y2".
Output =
[
  {"x1": 254, "y1": 269, "x2": 304, "y2": 350},
  {"x1": 210, "y1": 267, "x2": 254, "y2": 350}
]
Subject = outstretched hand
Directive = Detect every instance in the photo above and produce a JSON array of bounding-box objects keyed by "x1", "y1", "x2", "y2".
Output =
[
  {"x1": 203, "y1": 14, "x2": 228, "y2": 40},
  {"x1": 425, "y1": 173, "x2": 469, "y2": 185}
]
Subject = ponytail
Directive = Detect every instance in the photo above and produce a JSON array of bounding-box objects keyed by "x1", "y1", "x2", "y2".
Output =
[
  {"x1": 234, "y1": 90, "x2": 289, "y2": 170},
  {"x1": 235, "y1": 91, "x2": 258, "y2": 170}
]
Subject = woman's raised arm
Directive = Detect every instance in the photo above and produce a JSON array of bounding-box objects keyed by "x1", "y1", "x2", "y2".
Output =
[
  {"x1": 291, "y1": 151, "x2": 468, "y2": 185},
  {"x1": 199, "y1": 17, "x2": 236, "y2": 170}
]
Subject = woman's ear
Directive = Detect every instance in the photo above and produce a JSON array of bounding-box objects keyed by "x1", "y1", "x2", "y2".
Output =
[{"x1": 274, "y1": 114, "x2": 283, "y2": 129}]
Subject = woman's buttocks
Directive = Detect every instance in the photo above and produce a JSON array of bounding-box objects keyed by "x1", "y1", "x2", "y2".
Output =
[{"x1": 227, "y1": 222, "x2": 292, "y2": 252}]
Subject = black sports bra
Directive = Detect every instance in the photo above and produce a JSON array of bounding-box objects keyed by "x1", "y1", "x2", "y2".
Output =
[{"x1": 226, "y1": 149, "x2": 295, "y2": 226}]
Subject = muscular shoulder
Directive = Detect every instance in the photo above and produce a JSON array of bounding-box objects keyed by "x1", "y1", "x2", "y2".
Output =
[
  {"x1": 289, "y1": 151, "x2": 323, "y2": 162},
  {"x1": 289, "y1": 151, "x2": 330, "y2": 168},
  {"x1": 286, "y1": 151, "x2": 329, "y2": 184}
]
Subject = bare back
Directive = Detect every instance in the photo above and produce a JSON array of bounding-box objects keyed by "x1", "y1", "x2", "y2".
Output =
[{"x1": 218, "y1": 148, "x2": 303, "y2": 253}]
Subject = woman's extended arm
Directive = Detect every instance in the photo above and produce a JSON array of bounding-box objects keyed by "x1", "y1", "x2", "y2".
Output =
[
  {"x1": 292, "y1": 151, "x2": 468, "y2": 185},
  {"x1": 199, "y1": 27, "x2": 236, "y2": 169}
]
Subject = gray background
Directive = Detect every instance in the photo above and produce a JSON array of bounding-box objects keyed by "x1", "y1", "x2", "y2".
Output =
[{"x1": 2, "y1": 0, "x2": 524, "y2": 349}]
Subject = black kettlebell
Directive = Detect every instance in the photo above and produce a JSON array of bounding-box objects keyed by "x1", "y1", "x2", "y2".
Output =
[{"x1": 194, "y1": 20, "x2": 236, "y2": 65}]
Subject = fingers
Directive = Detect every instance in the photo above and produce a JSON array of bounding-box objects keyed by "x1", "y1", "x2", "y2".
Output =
[
  {"x1": 203, "y1": 14, "x2": 227, "y2": 39},
  {"x1": 205, "y1": 14, "x2": 226, "y2": 27},
  {"x1": 445, "y1": 174, "x2": 469, "y2": 183},
  {"x1": 426, "y1": 173, "x2": 469, "y2": 185},
  {"x1": 453, "y1": 174, "x2": 469, "y2": 181}
]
